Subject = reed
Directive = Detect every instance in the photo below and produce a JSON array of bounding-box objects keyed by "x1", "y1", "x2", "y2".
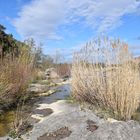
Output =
[{"x1": 72, "y1": 37, "x2": 140, "y2": 120}]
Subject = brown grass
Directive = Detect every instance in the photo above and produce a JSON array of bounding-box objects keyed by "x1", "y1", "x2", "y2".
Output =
[
  {"x1": 72, "y1": 37, "x2": 140, "y2": 120},
  {"x1": 0, "y1": 46, "x2": 35, "y2": 107},
  {"x1": 56, "y1": 63, "x2": 71, "y2": 78}
]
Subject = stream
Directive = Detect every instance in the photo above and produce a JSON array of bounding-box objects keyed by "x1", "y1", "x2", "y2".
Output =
[
  {"x1": 39, "y1": 84, "x2": 71, "y2": 104},
  {"x1": 0, "y1": 81, "x2": 71, "y2": 137}
]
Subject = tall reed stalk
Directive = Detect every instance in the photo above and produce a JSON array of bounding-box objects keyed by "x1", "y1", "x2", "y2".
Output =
[{"x1": 72, "y1": 37, "x2": 140, "y2": 120}]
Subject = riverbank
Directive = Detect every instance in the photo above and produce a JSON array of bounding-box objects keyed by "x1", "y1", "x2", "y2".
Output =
[
  {"x1": 0, "y1": 77, "x2": 70, "y2": 139},
  {"x1": 23, "y1": 100, "x2": 140, "y2": 140},
  {"x1": 1, "y1": 78, "x2": 140, "y2": 140}
]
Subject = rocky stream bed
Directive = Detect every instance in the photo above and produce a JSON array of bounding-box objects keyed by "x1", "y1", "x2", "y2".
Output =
[{"x1": 1, "y1": 78, "x2": 140, "y2": 140}]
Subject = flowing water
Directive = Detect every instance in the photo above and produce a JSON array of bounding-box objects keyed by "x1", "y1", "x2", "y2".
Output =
[{"x1": 39, "y1": 84, "x2": 71, "y2": 104}]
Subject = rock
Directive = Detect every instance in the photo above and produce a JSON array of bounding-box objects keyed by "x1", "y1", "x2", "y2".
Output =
[
  {"x1": 88, "y1": 120, "x2": 140, "y2": 140},
  {"x1": 33, "y1": 108, "x2": 53, "y2": 117},
  {"x1": 38, "y1": 89, "x2": 56, "y2": 97},
  {"x1": 45, "y1": 68, "x2": 59, "y2": 79},
  {"x1": 86, "y1": 120, "x2": 98, "y2": 132},
  {"x1": 38, "y1": 127, "x2": 72, "y2": 140},
  {"x1": 22, "y1": 100, "x2": 140, "y2": 140},
  {"x1": 28, "y1": 84, "x2": 49, "y2": 93},
  {"x1": 107, "y1": 118, "x2": 118, "y2": 123},
  {"x1": 29, "y1": 117, "x2": 40, "y2": 125},
  {"x1": 62, "y1": 75, "x2": 70, "y2": 81},
  {"x1": 17, "y1": 83, "x2": 140, "y2": 140}
]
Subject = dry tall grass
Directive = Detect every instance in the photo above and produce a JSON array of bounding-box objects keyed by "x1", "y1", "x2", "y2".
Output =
[
  {"x1": 56, "y1": 63, "x2": 71, "y2": 78},
  {"x1": 0, "y1": 46, "x2": 35, "y2": 107},
  {"x1": 72, "y1": 37, "x2": 140, "y2": 120}
]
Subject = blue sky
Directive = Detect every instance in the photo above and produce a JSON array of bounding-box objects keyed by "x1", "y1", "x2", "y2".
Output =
[{"x1": 0, "y1": 0, "x2": 140, "y2": 58}]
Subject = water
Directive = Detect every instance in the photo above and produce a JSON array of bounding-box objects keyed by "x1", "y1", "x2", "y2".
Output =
[
  {"x1": 0, "y1": 111, "x2": 15, "y2": 137},
  {"x1": 0, "y1": 83, "x2": 71, "y2": 137},
  {"x1": 39, "y1": 84, "x2": 71, "y2": 104}
]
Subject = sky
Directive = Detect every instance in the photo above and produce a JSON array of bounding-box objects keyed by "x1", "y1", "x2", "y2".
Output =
[{"x1": 0, "y1": 0, "x2": 140, "y2": 59}]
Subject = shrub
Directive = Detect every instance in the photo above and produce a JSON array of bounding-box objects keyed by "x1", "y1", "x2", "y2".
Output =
[
  {"x1": 56, "y1": 63, "x2": 71, "y2": 78},
  {"x1": 72, "y1": 37, "x2": 140, "y2": 120},
  {"x1": 32, "y1": 69, "x2": 46, "y2": 83},
  {"x1": 0, "y1": 46, "x2": 35, "y2": 107}
]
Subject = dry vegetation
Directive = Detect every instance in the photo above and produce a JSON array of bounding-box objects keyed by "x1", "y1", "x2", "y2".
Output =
[
  {"x1": 0, "y1": 46, "x2": 35, "y2": 108},
  {"x1": 56, "y1": 63, "x2": 71, "y2": 78},
  {"x1": 72, "y1": 37, "x2": 140, "y2": 120}
]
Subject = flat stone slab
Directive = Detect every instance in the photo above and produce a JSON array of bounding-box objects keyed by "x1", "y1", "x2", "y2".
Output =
[
  {"x1": 22, "y1": 100, "x2": 140, "y2": 140},
  {"x1": 86, "y1": 120, "x2": 140, "y2": 140},
  {"x1": 21, "y1": 100, "x2": 104, "y2": 140}
]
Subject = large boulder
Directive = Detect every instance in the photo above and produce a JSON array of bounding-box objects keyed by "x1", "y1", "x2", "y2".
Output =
[{"x1": 45, "y1": 68, "x2": 59, "y2": 79}]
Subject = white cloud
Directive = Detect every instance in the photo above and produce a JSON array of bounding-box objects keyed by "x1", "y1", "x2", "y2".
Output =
[
  {"x1": 14, "y1": 0, "x2": 66, "y2": 41},
  {"x1": 67, "y1": 0, "x2": 140, "y2": 32},
  {"x1": 13, "y1": 0, "x2": 140, "y2": 41}
]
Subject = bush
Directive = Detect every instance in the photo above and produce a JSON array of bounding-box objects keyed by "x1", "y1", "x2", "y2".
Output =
[
  {"x1": 32, "y1": 69, "x2": 46, "y2": 83},
  {"x1": 56, "y1": 63, "x2": 71, "y2": 78},
  {"x1": 0, "y1": 46, "x2": 35, "y2": 107},
  {"x1": 72, "y1": 37, "x2": 140, "y2": 120}
]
